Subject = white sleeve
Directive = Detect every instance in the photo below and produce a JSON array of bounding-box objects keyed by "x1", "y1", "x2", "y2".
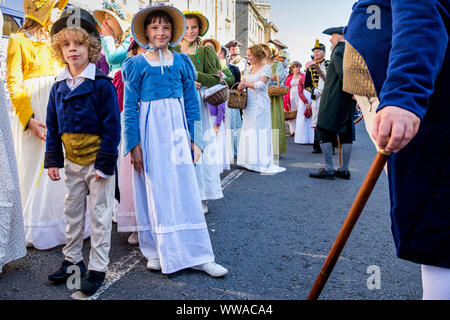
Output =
[
  {"x1": 262, "y1": 65, "x2": 272, "y2": 79},
  {"x1": 96, "y1": 169, "x2": 113, "y2": 178}
]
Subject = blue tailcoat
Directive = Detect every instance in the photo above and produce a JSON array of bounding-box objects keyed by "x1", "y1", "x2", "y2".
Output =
[
  {"x1": 345, "y1": 0, "x2": 450, "y2": 268},
  {"x1": 44, "y1": 68, "x2": 121, "y2": 176}
]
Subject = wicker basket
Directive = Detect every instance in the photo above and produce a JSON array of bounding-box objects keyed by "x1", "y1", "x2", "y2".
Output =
[
  {"x1": 284, "y1": 110, "x2": 297, "y2": 120},
  {"x1": 204, "y1": 86, "x2": 229, "y2": 106},
  {"x1": 228, "y1": 82, "x2": 247, "y2": 109},
  {"x1": 268, "y1": 75, "x2": 290, "y2": 97}
]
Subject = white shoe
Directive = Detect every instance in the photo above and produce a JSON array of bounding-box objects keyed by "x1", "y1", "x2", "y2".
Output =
[
  {"x1": 127, "y1": 232, "x2": 139, "y2": 245},
  {"x1": 201, "y1": 200, "x2": 208, "y2": 214},
  {"x1": 191, "y1": 262, "x2": 228, "y2": 277},
  {"x1": 146, "y1": 259, "x2": 161, "y2": 271}
]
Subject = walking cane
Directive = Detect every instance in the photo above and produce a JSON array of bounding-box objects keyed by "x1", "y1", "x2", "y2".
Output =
[{"x1": 307, "y1": 148, "x2": 391, "y2": 300}]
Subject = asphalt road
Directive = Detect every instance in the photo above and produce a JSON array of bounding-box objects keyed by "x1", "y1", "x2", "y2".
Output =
[{"x1": 0, "y1": 122, "x2": 422, "y2": 300}]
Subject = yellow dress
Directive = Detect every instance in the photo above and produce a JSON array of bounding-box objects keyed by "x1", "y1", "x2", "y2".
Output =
[{"x1": 6, "y1": 32, "x2": 89, "y2": 249}]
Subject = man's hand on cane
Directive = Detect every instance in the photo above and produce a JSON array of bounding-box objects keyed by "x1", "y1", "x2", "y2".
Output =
[{"x1": 372, "y1": 106, "x2": 421, "y2": 153}]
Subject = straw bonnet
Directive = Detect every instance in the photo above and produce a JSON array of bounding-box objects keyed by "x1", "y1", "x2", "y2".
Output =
[
  {"x1": 182, "y1": 10, "x2": 209, "y2": 37},
  {"x1": 51, "y1": 7, "x2": 100, "y2": 41},
  {"x1": 201, "y1": 38, "x2": 220, "y2": 54},
  {"x1": 220, "y1": 46, "x2": 230, "y2": 59},
  {"x1": 93, "y1": 0, "x2": 131, "y2": 38},
  {"x1": 265, "y1": 42, "x2": 277, "y2": 55},
  {"x1": 131, "y1": 3, "x2": 186, "y2": 49},
  {"x1": 23, "y1": 0, "x2": 68, "y2": 26}
]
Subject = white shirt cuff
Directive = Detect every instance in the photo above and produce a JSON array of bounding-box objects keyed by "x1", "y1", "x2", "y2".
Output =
[{"x1": 96, "y1": 170, "x2": 112, "y2": 178}]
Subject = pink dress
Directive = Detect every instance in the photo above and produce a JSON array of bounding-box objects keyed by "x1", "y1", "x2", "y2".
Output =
[{"x1": 117, "y1": 154, "x2": 137, "y2": 232}]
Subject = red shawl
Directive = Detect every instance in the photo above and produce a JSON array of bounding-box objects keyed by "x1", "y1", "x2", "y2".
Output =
[{"x1": 283, "y1": 73, "x2": 308, "y2": 111}]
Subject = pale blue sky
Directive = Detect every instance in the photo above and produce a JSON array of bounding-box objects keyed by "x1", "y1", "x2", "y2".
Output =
[{"x1": 268, "y1": 0, "x2": 357, "y2": 67}]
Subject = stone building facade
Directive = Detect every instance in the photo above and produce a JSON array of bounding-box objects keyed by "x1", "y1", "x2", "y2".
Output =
[{"x1": 235, "y1": 0, "x2": 278, "y2": 54}]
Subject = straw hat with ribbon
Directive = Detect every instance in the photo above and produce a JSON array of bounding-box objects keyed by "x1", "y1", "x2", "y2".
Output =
[
  {"x1": 23, "y1": 0, "x2": 68, "y2": 26},
  {"x1": 93, "y1": 0, "x2": 132, "y2": 41},
  {"x1": 180, "y1": 10, "x2": 210, "y2": 64},
  {"x1": 131, "y1": 3, "x2": 186, "y2": 74},
  {"x1": 200, "y1": 38, "x2": 220, "y2": 55},
  {"x1": 182, "y1": 10, "x2": 209, "y2": 37}
]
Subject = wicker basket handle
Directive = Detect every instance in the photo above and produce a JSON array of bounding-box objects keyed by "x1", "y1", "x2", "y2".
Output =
[
  {"x1": 231, "y1": 82, "x2": 246, "y2": 94},
  {"x1": 275, "y1": 74, "x2": 280, "y2": 87}
]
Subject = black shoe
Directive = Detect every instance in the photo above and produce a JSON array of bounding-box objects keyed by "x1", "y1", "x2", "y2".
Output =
[
  {"x1": 80, "y1": 270, "x2": 106, "y2": 296},
  {"x1": 48, "y1": 260, "x2": 87, "y2": 284},
  {"x1": 335, "y1": 169, "x2": 350, "y2": 180},
  {"x1": 309, "y1": 168, "x2": 335, "y2": 180},
  {"x1": 312, "y1": 149, "x2": 322, "y2": 154}
]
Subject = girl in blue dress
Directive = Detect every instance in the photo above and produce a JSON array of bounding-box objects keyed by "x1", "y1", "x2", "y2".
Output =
[{"x1": 122, "y1": 4, "x2": 228, "y2": 277}]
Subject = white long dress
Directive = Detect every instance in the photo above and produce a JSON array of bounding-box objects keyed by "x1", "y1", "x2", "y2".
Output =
[
  {"x1": 0, "y1": 78, "x2": 26, "y2": 271},
  {"x1": 194, "y1": 87, "x2": 223, "y2": 200},
  {"x1": 294, "y1": 89, "x2": 314, "y2": 144},
  {"x1": 133, "y1": 97, "x2": 216, "y2": 274},
  {"x1": 287, "y1": 77, "x2": 300, "y2": 134},
  {"x1": 237, "y1": 65, "x2": 286, "y2": 174},
  {"x1": 210, "y1": 112, "x2": 230, "y2": 173},
  {"x1": 132, "y1": 59, "x2": 215, "y2": 274}
]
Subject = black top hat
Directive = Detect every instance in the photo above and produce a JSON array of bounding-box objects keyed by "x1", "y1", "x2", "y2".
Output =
[
  {"x1": 311, "y1": 39, "x2": 326, "y2": 52},
  {"x1": 51, "y1": 7, "x2": 100, "y2": 40},
  {"x1": 322, "y1": 26, "x2": 344, "y2": 35}
]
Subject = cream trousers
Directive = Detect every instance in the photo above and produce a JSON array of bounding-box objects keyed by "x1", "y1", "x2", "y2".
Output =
[
  {"x1": 355, "y1": 95, "x2": 379, "y2": 148},
  {"x1": 62, "y1": 160, "x2": 115, "y2": 272}
]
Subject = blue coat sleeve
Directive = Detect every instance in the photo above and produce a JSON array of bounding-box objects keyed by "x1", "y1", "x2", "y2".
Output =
[
  {"x1": 122, "y1": 56, "x2": 142, "y2": 156},
  {"x1": 180, "y1": 53, "x2": 202, "y2": 149},
  {"x1": 44, "y1": 84, "x2": 64, "y2": 168},
  {"x1": 94, "y1": 79, "x2": 121, "y2": 175},
  {"x1": 377, "y1": 0, "x2": 448, "y2": 120}
]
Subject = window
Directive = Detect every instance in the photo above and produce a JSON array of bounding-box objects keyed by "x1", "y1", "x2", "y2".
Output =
[{"x1": 2, "y1": 14, "x2": 20, "y2": 37}]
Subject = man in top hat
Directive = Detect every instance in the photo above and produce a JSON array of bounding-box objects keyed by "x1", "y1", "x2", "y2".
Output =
[
  {"x1": 310, "y1": 26, "x2": 356, "y2": 180},
  {"x1": 305, "y1": 40, "x2": 330, "y2": 153},
  {"x1": 225, "y1": 39, "x2": 247, "y2": 75}
]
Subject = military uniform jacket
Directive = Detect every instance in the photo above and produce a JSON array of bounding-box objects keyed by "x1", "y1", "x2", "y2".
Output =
[
  {"x1": 304, "y1": 59, "x2": 329, "y2": 100},
  {"x1": 317, "y1": 42, "x2": 356, "y2": 133}
]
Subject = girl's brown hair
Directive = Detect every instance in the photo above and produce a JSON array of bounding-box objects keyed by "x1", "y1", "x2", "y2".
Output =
[
  {"x1": 18, "y1": 18, "x2": 46, "y2": 38},
  {"x1": 247, "y1": 44, "x2": 266, "y2": 62},
  {"x1": 289, "y1": 61, "x2": 302, "y2": 74},
  {"x1": 51, "y1": 27, "x2": 101, "y2": 65},
  {"x1": 184, "y1": 14, "x2": 202, "y2": 37}
]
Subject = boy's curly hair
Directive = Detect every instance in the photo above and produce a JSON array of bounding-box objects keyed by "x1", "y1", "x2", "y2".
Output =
[{"x1": 51, "y1": 27, "x2": 101, "y2": 65}]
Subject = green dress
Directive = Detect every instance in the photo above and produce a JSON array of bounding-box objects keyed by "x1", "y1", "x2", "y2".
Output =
[
  {"x1": 172, "y1": 44, "x2": 221, "y2": 88},
  {"x1": 269, "y1": 62, "x2": 287, "y2": 155}
]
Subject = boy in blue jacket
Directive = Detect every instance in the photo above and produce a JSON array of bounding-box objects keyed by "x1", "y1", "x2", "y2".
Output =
[{"x1": 44, "y1": 8, "x2": 121, "y2": 296}]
